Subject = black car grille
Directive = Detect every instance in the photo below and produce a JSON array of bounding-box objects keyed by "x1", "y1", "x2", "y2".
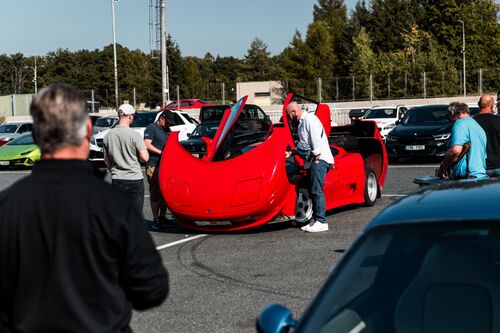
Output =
[{"x1": 397, "y1": 136, "x2": 434, "y2": 145}]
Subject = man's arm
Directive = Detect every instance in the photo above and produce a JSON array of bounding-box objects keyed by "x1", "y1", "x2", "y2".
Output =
[
  {"x1": 145, "y1": 139, "x2": 162, "y2": 156},
  {"x1": 121, "y1": 205, "x2": 169, "y2": 309},
  {"x1": 138, "y1": 149, "x2": 149, "y2": 164},
  {"x1": 104, "y1": 150, "x2": 111, "y2": 170},
  {"x1": 438, "y1": 145, "x2": 463, "y2": 178}
]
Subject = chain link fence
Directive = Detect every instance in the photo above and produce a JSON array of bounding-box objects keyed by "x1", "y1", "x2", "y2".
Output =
[{"x1": 75, "y1": 67, "x2": 498, "y2": 111}]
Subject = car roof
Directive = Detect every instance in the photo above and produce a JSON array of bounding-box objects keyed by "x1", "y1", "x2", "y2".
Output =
[
  {"x1": 2, "y1": 121, "x2": 32, "y2": 124},
  {"x1": 368, "y1": 179, "x2": 500, "y2": 229}
]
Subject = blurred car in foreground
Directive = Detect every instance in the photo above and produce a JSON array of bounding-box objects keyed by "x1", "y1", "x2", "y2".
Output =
[
  {"x1": 362, "y1": 105, "x2": 408, "y2": 140},
  {"x1": 385, "y1": 104, "x2": 452, "y2": 162},
  {"x1": 0, "y1": 133, "x2": 40, "y2": 168},
  {"x1": 257, "y1": 178, "x2": 500, "y2": 333},
  {"x1": 0, "y1": 121, "x2": 33, "y2": 146},
  {"x1": 162, "y1": 99, "x2": 215, "y2": 111},
  {"x1": 160, "y1": 93, "x2": 387, "y2": 232}
]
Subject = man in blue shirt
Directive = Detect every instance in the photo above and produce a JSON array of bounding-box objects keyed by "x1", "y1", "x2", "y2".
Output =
[
  {"x1": 144, "y1": 111, "x2": 174, "y2": 230},
  {"x1": 438, "y1": 102, "x2": 487, "y2": 179}
]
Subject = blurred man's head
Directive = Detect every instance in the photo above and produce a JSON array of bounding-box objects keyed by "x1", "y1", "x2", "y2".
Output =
[
  {"x1": 286, "y1": 102, "x2": 304, "y2": 120},
  {"x1": 117, "y1": 103, "x2": 136, "y2": 126},
  {"x1": 30, "y1": 83, "x2": 90, "y2": 155},
  {"x1": 158, "y1": 110, "x2": 173, "y2": 129},
  {"x1": 478, "y1": 95, "x2": 494, "y2": 114},
  {"x1": 448, "y1": 102, "x2": 469, "y2": 122}
]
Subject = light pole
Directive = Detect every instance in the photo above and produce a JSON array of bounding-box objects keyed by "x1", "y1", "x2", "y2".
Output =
[
  {"x1": 111, "y1": 0, "x2": 119, "y2": 110},
  {"x1": 25, "y1": 57, "x2": 44, "y2": 95},
  {"x1": 458, "y1": 19, "x2": 466, "y2": 97}
]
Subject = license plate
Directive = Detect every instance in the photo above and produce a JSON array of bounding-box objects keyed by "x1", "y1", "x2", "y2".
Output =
[
  {"x1": 0, "y1": 161, "x2": 9, "y2": 166},
  {"x1": 406, "y1": 145, "x2": 425, "y2": 151},
  {"x1": 194, "y1": 221, "x2": 232, "y2": 226}
]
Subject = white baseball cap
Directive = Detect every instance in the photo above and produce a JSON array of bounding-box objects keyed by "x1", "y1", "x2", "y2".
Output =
[{"x1": 118, "y1": 103, "x2": 135, "y2": 115}]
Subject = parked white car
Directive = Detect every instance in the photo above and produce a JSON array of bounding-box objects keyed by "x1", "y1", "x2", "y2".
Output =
[
  {"x1": 0, "y1": 121, "x2": 33, "y2": 144},
  {"x1": 89, "y1": 110, "x2": 197, "y2": 163},
  {"x1": 363, "y1": 105, "x2": 408, "y2": 140},
  {"x1": 92, "y1": 116, "x2": 118, "y2": 135}
]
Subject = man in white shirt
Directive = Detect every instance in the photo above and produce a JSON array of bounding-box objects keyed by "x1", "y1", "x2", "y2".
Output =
[{"x1": 286, "y1": 102, "x2": 334, "y2": 232}]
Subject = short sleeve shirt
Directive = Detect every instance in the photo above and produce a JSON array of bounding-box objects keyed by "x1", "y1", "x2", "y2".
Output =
[
  {"x1": 144, "y1": 123, "x2": 169, "y2": 167},
  {"x1": 104, "y1": 125, "x2": 146, "y2": 180},
  {"x1": 449, "y1": 117, "x2": 487, "y2": 179}
]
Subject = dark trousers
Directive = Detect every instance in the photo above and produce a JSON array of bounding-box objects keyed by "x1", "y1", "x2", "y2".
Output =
[
  {"x1": 308, "y1": 160, "x2": 330, "y2": 224},
  {"x1": 112, "y1": 179, "x2": 145, "y2": 215}
]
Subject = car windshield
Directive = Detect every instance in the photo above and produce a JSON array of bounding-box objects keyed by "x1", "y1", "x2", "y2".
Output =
[
  {"x1": 8, "y1": 134, "x2": 34, "y2": 145},
  {"x1": 131, "y1": 112, "x2": 157, "y2": 128},
  {"x1": 298, "y1": 222, "x2": 500, "y2": 333},
  {"x1": 364, "y1": 108, "x2": 397, "y2": 119},
  {"x1": 192, "y1": 123, "x2": 219, "y2": 138},
  {"x1": 94, "y1": 118, "x2": 116, "y2": 127},
  {"x1": 0, "y1": 124, "x2": 19, "y2": 133},
  {"x1": 401, "y1": 106, "x2": 449, "y2": 125},
  {"x1": 216, "y1": 98, "x2": 244, "y2": 147}
]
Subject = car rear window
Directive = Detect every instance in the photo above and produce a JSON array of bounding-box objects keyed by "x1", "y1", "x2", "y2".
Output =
[
  {"x1": 131, "y1": 112, "x2": 157, "y2": 128},
  {"x1": 200, "y1": 106, "x2": 229, "y2": 121}
]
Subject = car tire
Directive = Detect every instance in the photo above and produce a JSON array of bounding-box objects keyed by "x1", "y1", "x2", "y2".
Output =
[
  {"x1": 295, "y1": 187, "x2": 313, "y2": 224},
  {"x1": 364, "y1": 167, "x2": 378, "y2": 207}
]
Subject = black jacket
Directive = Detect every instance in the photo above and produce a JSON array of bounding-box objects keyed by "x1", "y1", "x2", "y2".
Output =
[{"x1": 0, "y1": 160, "x2": 168, "y2": 332}]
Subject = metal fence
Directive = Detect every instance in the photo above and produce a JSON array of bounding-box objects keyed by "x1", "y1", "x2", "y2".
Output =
[
  {"x1": 294, "y1": 68, "x2": 499, "y2": 103},
  {"x1": 64, "y1": 67, "x2": 500, "y2": 109}
]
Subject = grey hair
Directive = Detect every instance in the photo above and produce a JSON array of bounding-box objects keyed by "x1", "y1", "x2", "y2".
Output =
[
  {"x1": 30, "y1": 83, "x2": 89, "y2": 154},
  {"x1": 448, "y1": 102, "x2": 469, "y2": 116}
]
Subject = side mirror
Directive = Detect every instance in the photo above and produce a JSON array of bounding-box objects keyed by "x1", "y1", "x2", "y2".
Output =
[{"x1": 256, "y1": 304, "x2": 297, "y2": 333}]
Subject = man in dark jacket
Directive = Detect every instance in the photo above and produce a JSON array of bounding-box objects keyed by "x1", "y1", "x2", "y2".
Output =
[
  {"x1": 474, "y1": 94, "x2": 500, "y2": 177},
  {"x1": 0, "y1": 83, "x2": 168, "y2": 332}
]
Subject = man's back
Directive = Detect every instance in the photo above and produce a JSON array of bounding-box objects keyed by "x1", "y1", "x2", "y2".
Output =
[
  {"x1": 104, "y1": 126, "x2": 145, "y2": 180},
  {"x1": 474, "y1": 113, "x2": 500, "y2": 170},
  {"x1": 450, "y1": 117, "x2": 487, "y2": 179},
  {"x1": 0, "y1": 160, "x2": 168, "y2": 332}
]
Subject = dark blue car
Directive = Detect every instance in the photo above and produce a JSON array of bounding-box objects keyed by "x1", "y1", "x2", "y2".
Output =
[{"x1": 257, "y1": 178, "x2": 500, "y2": 333}]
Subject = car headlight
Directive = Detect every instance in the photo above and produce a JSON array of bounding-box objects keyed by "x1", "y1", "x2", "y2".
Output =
[
  {"x1": 90, "y1": 136, "x2": 97, "y2": 146},
  {"x1": 386, "y1": 135, "x2": 398, "y2": 141},
  {"x1": 382, "y1": 124, "x2": 396, "y2": 131},
  {"x1": 433, "y1": 133, "x2": 451, "y2": 140},
  {"x1": 20, "y1": 150, "x2": 33, "y2": 156}
]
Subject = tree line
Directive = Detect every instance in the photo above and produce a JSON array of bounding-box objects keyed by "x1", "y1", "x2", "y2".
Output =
[{"x1": 1, "y1": 0, "x2": 498, "y2": 107}]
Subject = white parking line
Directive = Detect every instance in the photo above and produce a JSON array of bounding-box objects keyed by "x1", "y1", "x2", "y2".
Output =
[
  {"x1": 156, "y1": 234, "x2": 208, "y2": 251},
  {"x1": 0, "y1": 171, "x2": 31, "y2": 174},
  {"x1": 389, "y1": 164, "x2": 439, "y2": 168}
]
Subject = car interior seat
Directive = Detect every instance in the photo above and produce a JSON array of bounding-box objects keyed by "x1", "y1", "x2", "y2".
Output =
[{"x1": 395, "y1": 239, "x2": 500, "y2": 333}]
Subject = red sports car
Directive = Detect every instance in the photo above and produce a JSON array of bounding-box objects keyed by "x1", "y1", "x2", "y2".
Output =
[
  {"x1": 161, "y1": 99, "x2": 214, "y2": 111},
  {"x1": 159, "y1": 93, "x2": 388, "y2": 232}
]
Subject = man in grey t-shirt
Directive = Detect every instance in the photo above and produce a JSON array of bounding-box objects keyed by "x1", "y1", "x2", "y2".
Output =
[{"x1": 104, "y1": 103, "x2": 149, "y2": 214}]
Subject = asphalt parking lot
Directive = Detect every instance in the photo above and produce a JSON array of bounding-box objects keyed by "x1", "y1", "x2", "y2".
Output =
[{"x1": 0, "y1": 161, "x2": 439, "y2": 332}]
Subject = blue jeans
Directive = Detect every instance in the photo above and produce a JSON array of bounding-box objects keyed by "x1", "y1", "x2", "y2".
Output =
[
  {"x1": 308, "y1": 160, "x2": 330, "y2": 224},
  {"x1": 487, "y1": 168, "x2": 500, "y2": 177},
  {"x1": 112, "y1": 179, "x2": 145, "y2": 215}
]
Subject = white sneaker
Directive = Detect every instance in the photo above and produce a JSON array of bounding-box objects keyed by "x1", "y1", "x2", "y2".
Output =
[
  {"x1": 300, "y1": 221, "x2": 315, "y2": 231},
  {"x1": 302, "y1": 221, "x2": 329, "y2": 233}
]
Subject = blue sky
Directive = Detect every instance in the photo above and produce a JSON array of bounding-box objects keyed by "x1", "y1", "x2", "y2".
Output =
[{"x1": 0, "y1": 0, "x2": 358, "y2": 58}]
